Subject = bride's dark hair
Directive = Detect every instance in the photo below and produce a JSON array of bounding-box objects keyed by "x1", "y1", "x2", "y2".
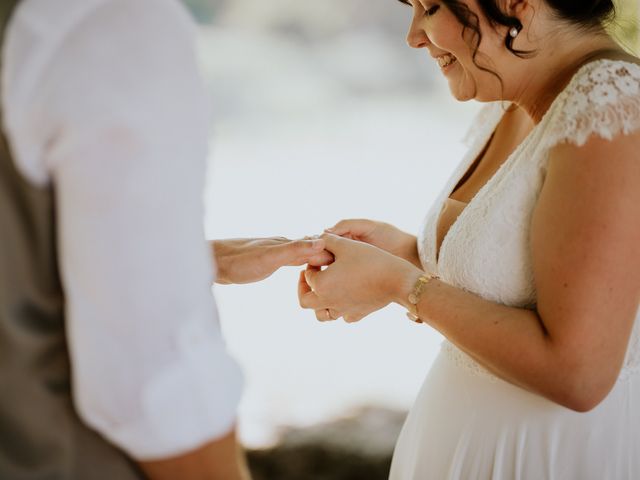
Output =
[{"x1": 439, "y1": 0, "x2": 615, "y2": 59}]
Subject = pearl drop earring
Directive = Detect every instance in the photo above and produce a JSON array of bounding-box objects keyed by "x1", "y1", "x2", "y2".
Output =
[{"x1": 509, "y1": 27, "x2": 519, "y2": 38}]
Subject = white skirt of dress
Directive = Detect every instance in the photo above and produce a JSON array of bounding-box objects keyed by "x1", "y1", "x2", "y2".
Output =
[{"x1": 389, "y1": 343, "x2": 640, "y2": 480}]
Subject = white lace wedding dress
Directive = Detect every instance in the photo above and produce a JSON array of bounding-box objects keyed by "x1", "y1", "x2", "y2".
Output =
[{"x1": 389, "y1": 59, "x2": 640, "y2": 479}]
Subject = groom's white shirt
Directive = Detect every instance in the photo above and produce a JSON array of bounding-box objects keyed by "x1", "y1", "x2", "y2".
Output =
[{"x1": 2, "y1": 0, "x2": 243, "y2": 459}]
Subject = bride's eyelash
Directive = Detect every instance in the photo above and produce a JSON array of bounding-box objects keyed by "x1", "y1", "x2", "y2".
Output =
[
  {"x1": 424, "y1": 5, "x2": 440, "y2": 17},
  {"x1": 398, "y1": 0, "x2": 439, "y2": 17}
]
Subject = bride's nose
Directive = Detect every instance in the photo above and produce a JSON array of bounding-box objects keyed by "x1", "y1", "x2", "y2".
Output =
[{"x1": 406, "y1": 18, "x2": 430, "y2": 49}]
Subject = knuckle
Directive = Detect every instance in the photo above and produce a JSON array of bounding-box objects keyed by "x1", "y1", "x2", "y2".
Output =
[
  {"x1": 334, "y1": 219, "x2": 348, "y2": 228},
  {"x1": 344, "y1": 314, "x2": 360, "y2": 323}
]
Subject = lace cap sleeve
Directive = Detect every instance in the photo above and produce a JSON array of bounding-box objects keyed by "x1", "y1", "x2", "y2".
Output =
[{"x1": 545, "y1": 60, "x2": 640, "y2": 148}]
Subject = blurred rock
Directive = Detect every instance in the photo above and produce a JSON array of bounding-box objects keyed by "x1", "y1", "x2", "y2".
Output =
[{"x1": 247, "y1": 407, "x2": 407, "y2": 480}]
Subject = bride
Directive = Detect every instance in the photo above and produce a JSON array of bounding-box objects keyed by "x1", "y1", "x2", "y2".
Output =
[{"x1": 298, "y1": 0, "x2": 640, "y2": 477}]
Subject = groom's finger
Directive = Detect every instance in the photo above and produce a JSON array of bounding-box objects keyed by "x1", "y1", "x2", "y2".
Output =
[
  {"x1": 273, "y1": 238, "x2": 326, "y2": 267},
  {"x1": 307, "y1": 250, "x2": 334, "y2": 267}
]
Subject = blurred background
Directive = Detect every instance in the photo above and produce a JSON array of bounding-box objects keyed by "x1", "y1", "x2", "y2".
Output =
[{"x1": 184, "y1": 1, "x2": 639, "y2": 478}]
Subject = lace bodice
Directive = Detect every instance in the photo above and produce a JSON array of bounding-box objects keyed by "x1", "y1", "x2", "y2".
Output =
[{"x1": 418, "y1": 59, "x2": 640, "y2": 382}]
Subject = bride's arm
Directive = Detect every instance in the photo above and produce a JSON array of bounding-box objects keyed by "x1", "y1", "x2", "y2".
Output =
[
  {"x1": 300, "y1": 131, "x2": 640, "y2": 412},
  {"x1": 392, "y1": 132, "x2": 640, "y2": 411}
]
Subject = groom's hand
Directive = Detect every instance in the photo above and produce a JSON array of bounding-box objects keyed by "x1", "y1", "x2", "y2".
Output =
[{"x1": 212, "y1": 237, "x2": 333, "y2": 285}]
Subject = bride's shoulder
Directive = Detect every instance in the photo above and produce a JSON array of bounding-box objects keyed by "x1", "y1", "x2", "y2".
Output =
[
  {"x1": 568, "y1": 57, "x2": 640, "y2": 101},
  {"x1": 544, "y1": 58, "x2": 640, "y2": 148}
]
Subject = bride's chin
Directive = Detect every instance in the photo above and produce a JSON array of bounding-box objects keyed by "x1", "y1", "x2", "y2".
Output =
[
  {"x1": 448, "y1": 85, "x2": 476, "y2": 102},
  {"x1": 447, "y1": 76, "x2": 479, "y2": 102}
]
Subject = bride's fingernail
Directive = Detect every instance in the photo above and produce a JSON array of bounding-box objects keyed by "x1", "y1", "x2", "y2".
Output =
[{"x1": 324, "y1": 227, "x2": 335, "y2": 232}]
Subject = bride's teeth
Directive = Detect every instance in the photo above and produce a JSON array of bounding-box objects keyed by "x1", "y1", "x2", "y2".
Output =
[{"x1": 437, "y1": 54, "x2": 457, "y2": 68}]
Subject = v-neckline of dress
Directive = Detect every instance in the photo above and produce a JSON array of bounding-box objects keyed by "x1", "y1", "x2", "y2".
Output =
[
  {"x1": 431, "y1": 58, "x2": 632, "y2": 273},
  {"x1": 431, "y1": 110, "x2": 542, "y2": 267},
  {"x1": 434, "y1": 105, "x2": 513, "y2": 267}
]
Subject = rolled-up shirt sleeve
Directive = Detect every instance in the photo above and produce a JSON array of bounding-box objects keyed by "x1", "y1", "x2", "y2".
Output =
[{"x1": 3, "y1": 0, "x2": 243, "y2": 459}]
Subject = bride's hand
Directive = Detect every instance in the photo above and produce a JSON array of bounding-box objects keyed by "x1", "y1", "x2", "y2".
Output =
[
  {"x1": 298, "y1": 233, "x2": 421, "y2": 323},
  {"x1": 325, "y1": 219, "x2": 421, "y2": 268},
  {"x1": 213, "y1": 237, "x2": 333, "y2": 285}
]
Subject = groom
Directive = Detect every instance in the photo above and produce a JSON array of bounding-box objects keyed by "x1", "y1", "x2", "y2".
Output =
[{"x1": 0, "y1": 1, "x2": 329, "y2": 479}]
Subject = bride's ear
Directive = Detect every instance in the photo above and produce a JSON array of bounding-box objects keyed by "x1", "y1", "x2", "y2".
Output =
[
  {"x1": 505, "y1": 0, "x2": 534, "y2": 17},
  {"x1": 504, "y1": 0, "x2": 540, "y2": 41}
]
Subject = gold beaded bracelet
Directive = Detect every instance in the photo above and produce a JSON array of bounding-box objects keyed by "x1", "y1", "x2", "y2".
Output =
[{"x1": 406, "y1": 273, "x2": 437, "y2": 323}]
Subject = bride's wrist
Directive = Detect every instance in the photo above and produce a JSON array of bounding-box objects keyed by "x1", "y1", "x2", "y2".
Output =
[
  {"x1": 389, "y1": 262, "x2": 425, "y2": 309},
  {"x1": 395, "y1": 233, "x2": 421, "y2": 268}
]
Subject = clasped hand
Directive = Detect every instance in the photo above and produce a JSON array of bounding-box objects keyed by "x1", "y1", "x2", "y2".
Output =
[
  {"x1": 212, "y1": 220, "x2": 422, "y2": 324},
  {"x1": 298, "y1": 220, "x2": 422, "y2": 323}
]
